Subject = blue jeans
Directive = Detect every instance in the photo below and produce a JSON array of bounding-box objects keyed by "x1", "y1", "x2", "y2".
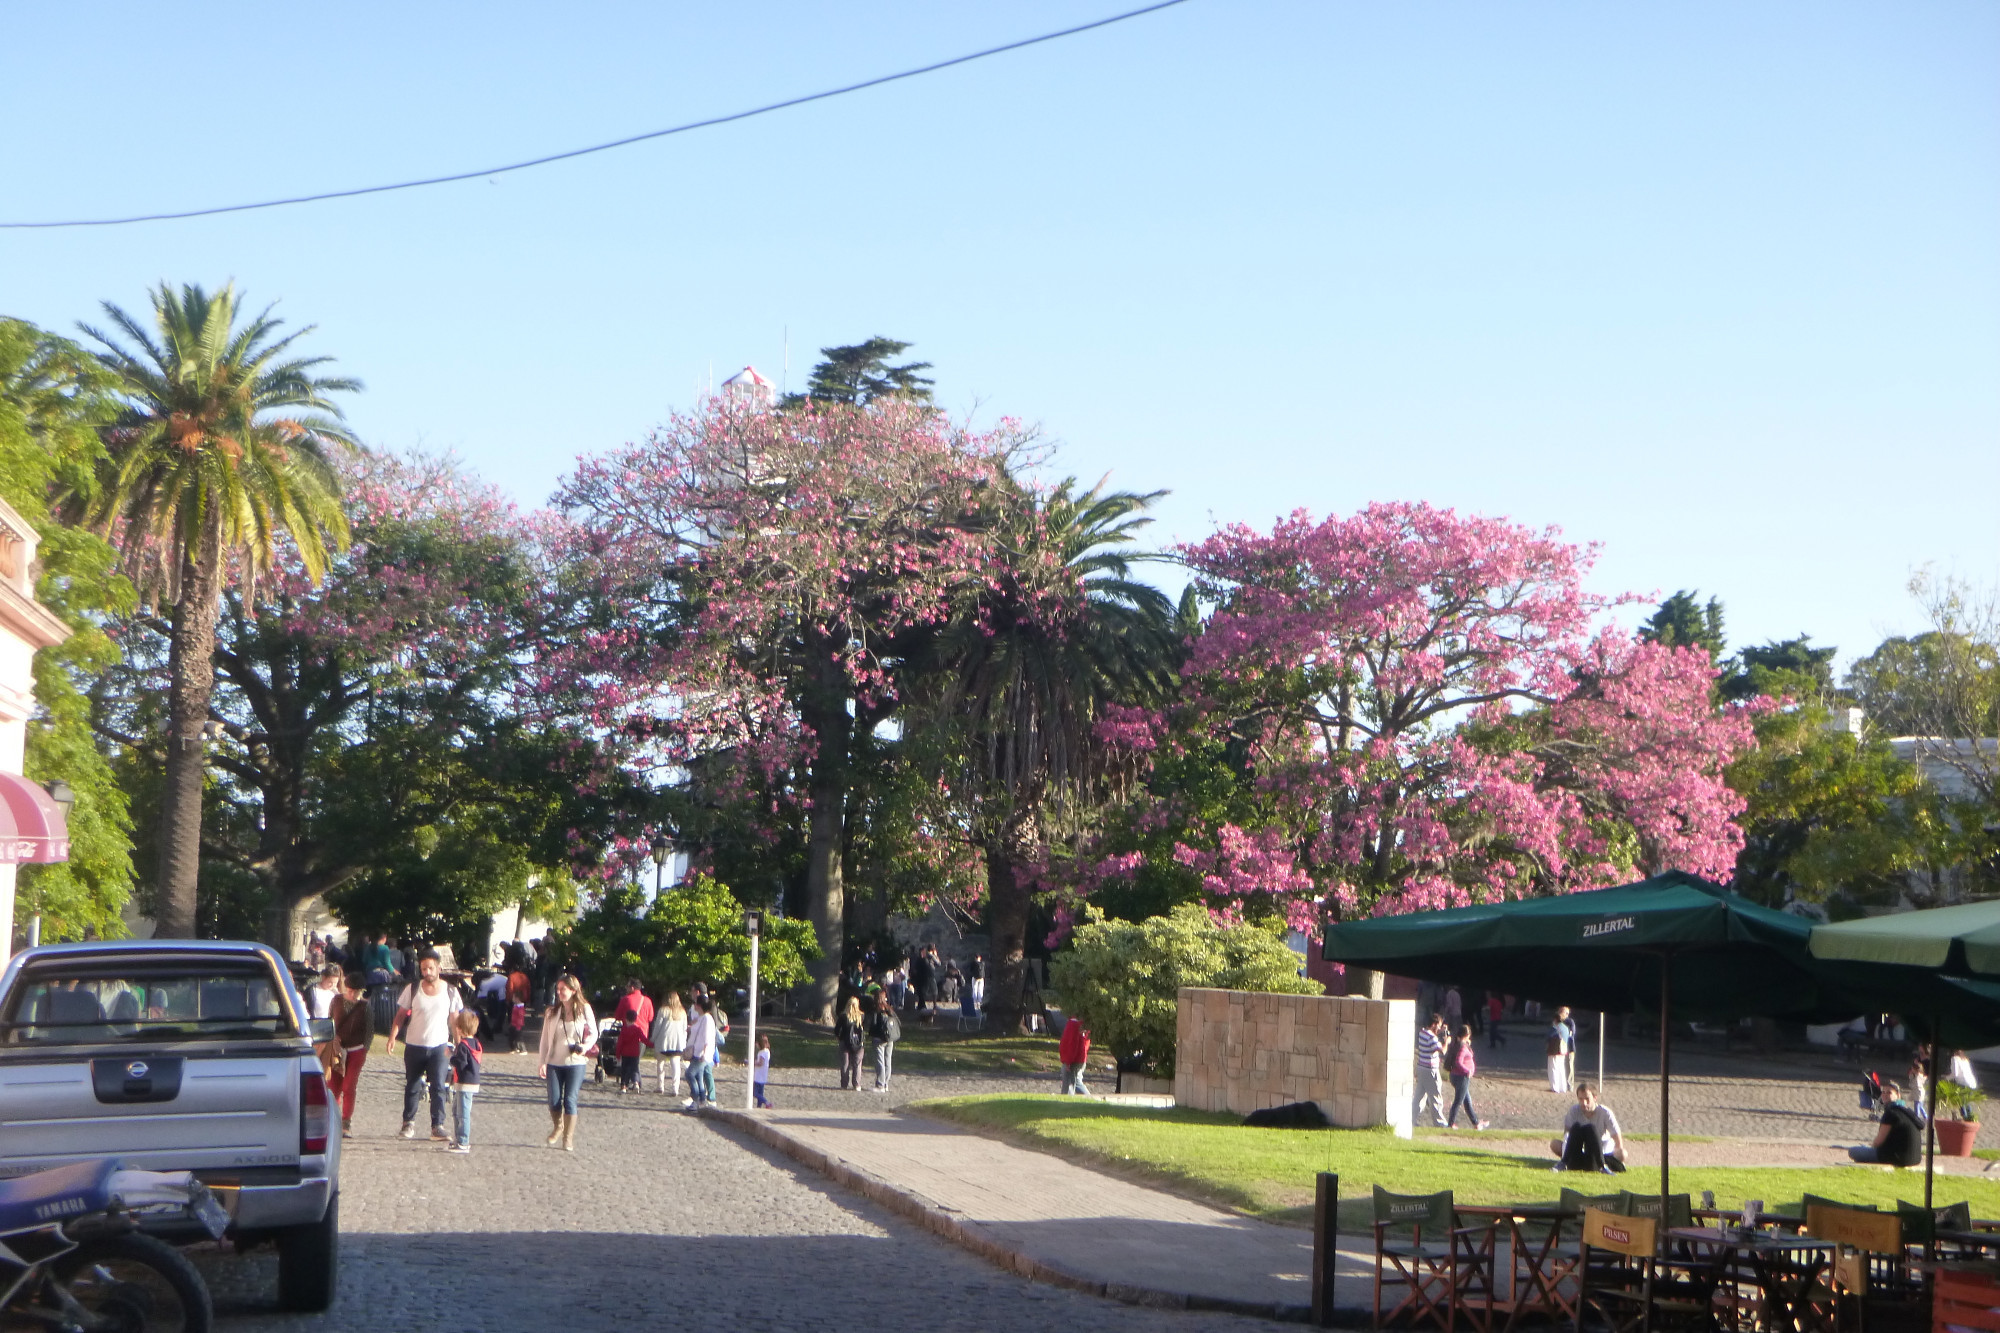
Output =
[
  {"x1": 1448, "y1": 1073, "x2": 1479, "y2": 1127},
  {"x1": 1061, "y1": 1062, "x2": 1088, "y2": 1095},
  {"x1": 688, "y1": 1059, "x2": 714, "y2": 1104},
  {"x1": 402, "y1": 1044, "x2": 449, "y2": 1130},
  {"x1": 546, "y1": 1062, "x2": 586, "y2": 1115},
  {"x1": 452, "y1": 1086, "x2": 477, "y2": 1147}
]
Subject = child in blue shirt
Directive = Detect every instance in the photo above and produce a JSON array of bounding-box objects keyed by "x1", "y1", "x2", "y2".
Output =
[{"x1": 447, "y1": 1010, "x2": 482, "y2": 1153}]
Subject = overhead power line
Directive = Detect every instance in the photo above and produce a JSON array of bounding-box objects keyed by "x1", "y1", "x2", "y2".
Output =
[{"x1": 2, "y1": 0, "x2": 1189, "y2": 230}]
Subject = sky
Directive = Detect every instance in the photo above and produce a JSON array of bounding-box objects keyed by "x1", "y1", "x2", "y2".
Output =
[{"x1": 3, "y1": 1, "x2": 1995, "y2": 672}]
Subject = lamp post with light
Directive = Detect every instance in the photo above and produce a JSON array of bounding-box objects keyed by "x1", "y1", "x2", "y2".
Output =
[
  {"x1": 650, "y1": 837, "x2": 670, "y2": 901},
  {"x1": 743, "y1": 909, "x2": 762, "y2": 1110}
]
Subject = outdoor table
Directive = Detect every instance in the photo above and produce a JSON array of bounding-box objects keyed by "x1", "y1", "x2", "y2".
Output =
[
  {"x1": 1455, "y1": 1204, "x2": 1577, "y2": 1333},
  {"x1": 1935, "y1": 1230, "x2": 2000, "y2": 1260},
  {"x1": 1669, "y1": 1227, "x2": 1839, "y2": 1333}
]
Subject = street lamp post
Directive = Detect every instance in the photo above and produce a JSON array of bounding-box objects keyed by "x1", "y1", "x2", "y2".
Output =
[
  {"x1": 743, "y1": 909, "x2": 762, "y2": 1110},
  {"x1": 650, "y1": 838, "x2": 670, "y2": 900}
]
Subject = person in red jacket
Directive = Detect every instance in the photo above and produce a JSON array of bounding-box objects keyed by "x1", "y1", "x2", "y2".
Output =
[
  {"x1": 613, "y1": 979, "x2": 655, "y2": 1093},
  {"x1": 1058, "y1": 1016, "x2": 1091, "y2": 1096}
]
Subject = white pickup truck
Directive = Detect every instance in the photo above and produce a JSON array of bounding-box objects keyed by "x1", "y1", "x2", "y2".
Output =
[{"x1": 0, "y1": 939, "x2": 341, "y2": 1311}]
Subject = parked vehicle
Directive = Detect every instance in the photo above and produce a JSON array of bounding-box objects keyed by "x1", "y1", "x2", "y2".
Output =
[
  {"x1": 0, "y1": 942, "x2": 342, "y2": 1312},
  {"x1": 0, "y1": 1156, "x2": 228, "y2": 1331}
]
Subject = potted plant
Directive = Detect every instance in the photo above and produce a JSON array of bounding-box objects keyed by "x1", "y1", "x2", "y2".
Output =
[{"x1": 1934, "y1": 1080, "x2": 1982, "y2": 1156}]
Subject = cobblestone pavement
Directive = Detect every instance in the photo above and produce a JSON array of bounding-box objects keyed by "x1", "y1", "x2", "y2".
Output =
[{"x1": 197, "y1": 1048, "x2": 1287, "y2": 1332}]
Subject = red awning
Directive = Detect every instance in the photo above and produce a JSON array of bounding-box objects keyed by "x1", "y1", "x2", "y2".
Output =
[{"x1": 0, "y1": 773, "x2": 69, "y2": 864}]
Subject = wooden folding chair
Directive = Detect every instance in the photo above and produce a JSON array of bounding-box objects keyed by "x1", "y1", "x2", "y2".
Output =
[
  {"x1": 1375, "y1": 1187, "x2": 1486, "y2": 1332},
  {"x1": 1807, "y1": 1203, "x2": 1905, "y2": 1333},
  {"x1": 1625, "y1": 1193, "x2": 1696, "y2": 1231},
  {"x1": 1578, "y1": 1207, "x2": 1660, "y2": 1333}
]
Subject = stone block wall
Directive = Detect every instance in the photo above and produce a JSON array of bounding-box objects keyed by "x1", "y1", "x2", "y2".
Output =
[{"x1": 1173, "y1": 987, "x2": 1414, "y2": 1137}]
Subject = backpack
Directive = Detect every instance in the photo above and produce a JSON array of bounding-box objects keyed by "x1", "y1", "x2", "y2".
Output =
[{"x1": 885, "y1": 1011, "x2": 902, "y2": 1043}]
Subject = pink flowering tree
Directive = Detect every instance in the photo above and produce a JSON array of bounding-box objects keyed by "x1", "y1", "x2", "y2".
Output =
[
  {"x1": 1070, "y1": 502, "x2": 1759, "y2": 970},
  {"x1": 555, "y1": 399, "x2": 1025, "y2": 1020}
]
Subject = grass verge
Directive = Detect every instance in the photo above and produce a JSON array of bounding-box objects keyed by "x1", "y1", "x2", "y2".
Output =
[
  {"x1": 912, "y1": 1094, "x2": 2000, "y2": 1230},
  {"x1": 756, "y1": 1015, "x2": 1065, "y2": 1076}
]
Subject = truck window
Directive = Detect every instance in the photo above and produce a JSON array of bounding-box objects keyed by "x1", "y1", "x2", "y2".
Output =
[{"x1": 3, "y1": 968, "x2": 292, "y2": 1044}]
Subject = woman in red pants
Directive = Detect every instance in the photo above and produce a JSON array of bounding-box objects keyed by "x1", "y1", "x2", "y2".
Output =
[{"x1": 327, "y1": 972, "x2": 375, "y2": 1135}]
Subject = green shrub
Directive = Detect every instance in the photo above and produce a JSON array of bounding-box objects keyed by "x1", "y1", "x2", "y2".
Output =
[
  {"x1": 1048, "y1": 904, "x2": 1319, "y2": 1076},
  {"x1": 555, "y1": 873, "x2": 818, "y2": 1001}
]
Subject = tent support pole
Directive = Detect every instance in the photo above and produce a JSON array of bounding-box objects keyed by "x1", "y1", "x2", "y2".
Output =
[
  {"x1": 1926, "y1": 1016, "x2": 1940, "y2": 1217},
  {"x1": 1659, "y1": 955, "x2": 1671, "y2": 1206}
]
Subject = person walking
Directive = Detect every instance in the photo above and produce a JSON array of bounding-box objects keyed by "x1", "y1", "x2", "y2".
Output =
[
  {"x1": 1058, "y1": 1016, "x2": 1091, "y2": 1095},
  {"x1": 505, "y1": 962, "x2": 531, "y2": 1053},
  {"x1": 683, "y1": 995, "x2": 718, "y2": 1110},
  {"x1": 1414, "y1": 1012, "x2": 1448, "y2": 1127},
  {"x1": 1546, "y1": 1009, "x2": 1575, "y2": 1093},
  {"x1": 1445, "y1": 1023, "x2": 1489, "y2": 1130},
  {"x1": 307, "y1": 964, "x2": 340, "y2": 1020},
  {"x1": 1486, "y1": 994, "x2": 1508, "y2": 1049},
  {"x1": 386, "y1": 950, "x2": 463, "y2": 1142},
  {"x1": 835, "y1": 995, "x2": 866, "y2": 1091},
  {"x1": 446, "y1": 1010, "x2": 481, "y2": 1154},
  {"x1": 326, "y1": 972, "x2": 374, "y2": 1137},
  {"x1": 968, "y1": 954, "x2": 986, "y2": 1011},
  {"x1": 537, "y1": 973, "x2": 597, "y2": 1151},
  {"x1": 612, "y1": 979, "x2": 654, "y2": 1093},
  {"x1": 1443, "y1": 985, "x2": 1463, "y2": 1031},
  {"x1": 867, "y1": 991, "x2": 900, "y2": 1092},
  {"x1": 650, "y1": 992, "x2": 688, "y2": 1096},
  {"x1": 1559, "y1": 1006, "x2": 1579, "y2": 1089},
  {"x1": 909, "y1": 948, "x2": 934, "y2": 1022}
]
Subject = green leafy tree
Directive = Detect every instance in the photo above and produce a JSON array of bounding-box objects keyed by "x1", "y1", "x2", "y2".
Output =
[
  {"x1": 1845, "y1": 574, "x2": 1999, "y2": 807},
  {"x1": 1721, "y1": 636, "x2": 1838, "y2": 704},
  {"x1": 1642, "y1": 590, "x2": 1726, "y2": 659},
  {"x1": 0, "y1": 319, "x2": 137, "y2": 940},
  {"x1": 1049, "y1": 903, "x2": 1318, "y2": 1076},
  {"x1": 1727, "y1": 700, "x2": 1960, "y2": 912},
  {"x1": 909, "y1": 478, "x2": 1178, "y2": 1033},
  {"x1": 784, "y1": 337, "x2": 934, "y2": 407},
  {"x1": 71, "y1": 284, "x2": 357, "y2": 939},
  {"x1": 555, "y1": 873, "x2": 818, "y2": 1000}
]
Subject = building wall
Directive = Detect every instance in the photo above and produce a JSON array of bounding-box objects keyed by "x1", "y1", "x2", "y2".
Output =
[{"x1": 1174, "y1": 986, "x2": 1414, "y2": 1136}]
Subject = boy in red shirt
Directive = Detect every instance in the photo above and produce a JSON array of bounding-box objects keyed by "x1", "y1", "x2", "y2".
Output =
[{"x1": 1058, "y1": 1016, "x2": 1091, "y2": 1095}]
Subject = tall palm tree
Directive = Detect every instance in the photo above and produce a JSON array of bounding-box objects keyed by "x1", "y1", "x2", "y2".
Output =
[
  {"x1": 914, "y1": 478, "x2": 1179, "y2": 1033},
  {"x1": 76, "y1": 283, "x2": 358, "y2": 938}
]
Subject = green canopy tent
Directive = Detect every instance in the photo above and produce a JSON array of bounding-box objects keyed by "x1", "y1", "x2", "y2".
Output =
[
  {"x1": 1322, "y1": 872, "x2": 1865, "y2": 1202},
  {"x1": 1811, "y1": 905, "x2": 2000, "y2": 1209}
]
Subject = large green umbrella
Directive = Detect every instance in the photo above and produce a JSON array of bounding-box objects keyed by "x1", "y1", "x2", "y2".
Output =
[
  {"x1": 1811, "y1": 906, "x2": 2000, "y2": 1209},
  {"x1": 1323, "y1": 872, "x2": 1856, "y2": 1202}
]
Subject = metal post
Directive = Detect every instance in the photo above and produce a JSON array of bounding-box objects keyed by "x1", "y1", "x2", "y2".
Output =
[
  {"x1": 745, "y1": 930, "x2": 760, "y2": 1111},
  {"x1": 1311, "y1": 1171, "x2": 1339, "y2": 1326},
  {"x1": 27, "y1": 916, "x2": 40, "y2": 948},
  {"x1": 1597, "y1": 1011, "x2": 1605, "y2": 1092},
  {"x1": 1658, "y1": 957, "x2": 1672, "y2": 1205},
  {"x1": 1926, "y1": 1018, "x2": 1940, "y2": 1213}
]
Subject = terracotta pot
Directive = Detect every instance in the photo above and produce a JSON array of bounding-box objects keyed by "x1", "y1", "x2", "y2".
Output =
[{"x1": 1936, "y1": 1118, "x2": 1980, "y2": 1157}]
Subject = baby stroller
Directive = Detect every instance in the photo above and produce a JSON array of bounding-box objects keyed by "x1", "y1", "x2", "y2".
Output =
[
  {"x1": 1860, "y1": 1069, "x2": 1884, "y2": 1116},
  {"x1": 593, "y1": 1018, "x2": 623, "y2": 1084}
]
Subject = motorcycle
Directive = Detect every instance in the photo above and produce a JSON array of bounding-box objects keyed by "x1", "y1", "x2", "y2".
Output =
[{"x1": 0, "y1": 1157, "x2": 227, "y2": 1332}]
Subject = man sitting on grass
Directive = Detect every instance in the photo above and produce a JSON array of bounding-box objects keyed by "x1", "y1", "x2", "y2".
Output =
[
  {"x1": 1550, "y1": 1083, "x2": 1626, "y2": 1173},
  {"x1": 1847, "y1": 1080, "x2": 1925, "y2": 1166}
]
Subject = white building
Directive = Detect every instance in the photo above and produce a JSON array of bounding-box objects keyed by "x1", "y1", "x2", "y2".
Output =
[{"x1": 0, "y1": 498, "x2": 74, "y2": 963}]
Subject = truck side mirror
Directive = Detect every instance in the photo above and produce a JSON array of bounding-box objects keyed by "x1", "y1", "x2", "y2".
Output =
[{"x1": 308, "y1": 1017, "x2": 336, "y2": 1043}]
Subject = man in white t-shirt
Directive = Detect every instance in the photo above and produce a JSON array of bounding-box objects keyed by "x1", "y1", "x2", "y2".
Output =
[{"x1": 385, "y1": 950, "x2": 463, "y2": 1141}]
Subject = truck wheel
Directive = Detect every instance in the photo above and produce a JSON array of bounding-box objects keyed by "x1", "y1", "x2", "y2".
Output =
[{"x1": 276, "y1": 1193, "x2": 339, "y2": 1312}]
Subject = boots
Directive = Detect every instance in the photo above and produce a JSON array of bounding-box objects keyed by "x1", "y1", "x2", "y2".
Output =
[
  {"x1": 544, "y1": 1107, "x2": 563, "y2": 1146},
  {"x1": 560, "y1": 1113, "x2": 577, "y2": 1152}
]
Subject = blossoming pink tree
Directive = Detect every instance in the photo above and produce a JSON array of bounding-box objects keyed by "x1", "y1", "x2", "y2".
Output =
[
  {"x1": 1076, "y1": 501, "x2": 1759, "y2": 971},
  {"x1": 556, "y1": 399, "x2": 1024, "y2": 1020}
]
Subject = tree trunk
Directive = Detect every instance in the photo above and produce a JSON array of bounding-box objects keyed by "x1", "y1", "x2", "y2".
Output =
[
  {"x1": 983, "y1": 841, "x2": 1031, "y2": 1035},
  {"x1": 154, "y1": 547, "x2": 224, "y2": 939},
  {"x1": 799, "y1": 662, "x2": 852, "y2": 1025},
  {"x1": 1351, "y1": 968, "x2": 1387, "y2": 1000}
]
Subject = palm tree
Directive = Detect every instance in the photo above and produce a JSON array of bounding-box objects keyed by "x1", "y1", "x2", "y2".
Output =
[
  {"x1": 914, "y1": 478, "x2": 1179, "y2": 1033},
  {"x1": 75, "y1": 283, "x2": 358, "y2": 938}
]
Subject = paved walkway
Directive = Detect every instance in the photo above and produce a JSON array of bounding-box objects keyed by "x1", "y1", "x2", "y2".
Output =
[{"x1": 709, "y1": 1105, "x2": 1374, "y2": 1320}]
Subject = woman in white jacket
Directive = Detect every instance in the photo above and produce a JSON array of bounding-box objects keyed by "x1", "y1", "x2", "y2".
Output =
[
  {"x1": 537, "y1": 974, "x2": 597, "y2": 1151},
  {"x1": 650, "y1": 992, "x2": 689, "y2": 1096},
  {"x1": 682, "y1": 996, "x2": 718, "y2": 1110}
]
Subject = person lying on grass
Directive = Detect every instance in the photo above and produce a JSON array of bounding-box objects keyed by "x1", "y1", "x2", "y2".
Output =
[{"x1": 1550, "y1": 1083, "x2": 1626, "y2": 1172}]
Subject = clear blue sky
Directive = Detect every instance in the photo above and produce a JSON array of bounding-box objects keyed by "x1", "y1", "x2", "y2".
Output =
[{"x1": 4, "y1": 2, "x2": 1995, "y2": 670}]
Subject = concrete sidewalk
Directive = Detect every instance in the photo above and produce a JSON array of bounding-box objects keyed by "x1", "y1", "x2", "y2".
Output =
[{"x1": 706, "y1": 1105, "x2": 1379, "y2": 1324}]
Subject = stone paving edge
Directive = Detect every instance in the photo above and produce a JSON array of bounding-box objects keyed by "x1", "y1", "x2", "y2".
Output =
[{"x1": 702, "y1": 1107, "x2": 1356, "y2": 1326}]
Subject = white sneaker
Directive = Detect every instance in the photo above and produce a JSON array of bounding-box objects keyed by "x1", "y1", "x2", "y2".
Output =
[
  {"x1": 446, "y1": 1144, "x2": 471, "y2": 1154},
  {"x1": 399, "y1": 1122, "x2": 416, "y2": 1139},
  {"x1": 682, "y1": 1098, "x2": 695, "y2": 1110}
]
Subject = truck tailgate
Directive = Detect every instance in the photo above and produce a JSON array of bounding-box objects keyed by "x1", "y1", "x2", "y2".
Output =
[{"x1": 0, "y1": 1053, "x2": 300, "y2": 1174}]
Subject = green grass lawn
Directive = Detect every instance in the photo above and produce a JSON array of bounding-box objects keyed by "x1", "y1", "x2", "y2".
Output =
[
  {"x1": 753, "y1": 1015, "x2": 1066, "y2": 1075},
  {"x1": 913, "y1": 1095, "x2": 2000, "y2": 1230}
]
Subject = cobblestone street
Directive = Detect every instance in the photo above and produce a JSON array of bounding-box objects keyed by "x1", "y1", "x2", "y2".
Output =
[
  {"x1": 192, "y1": 1023, "x2": 1957, "y2": 1330},
  {"x1": 197, "y1": 1048, "x2": 1283, "y2": 1332}
]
